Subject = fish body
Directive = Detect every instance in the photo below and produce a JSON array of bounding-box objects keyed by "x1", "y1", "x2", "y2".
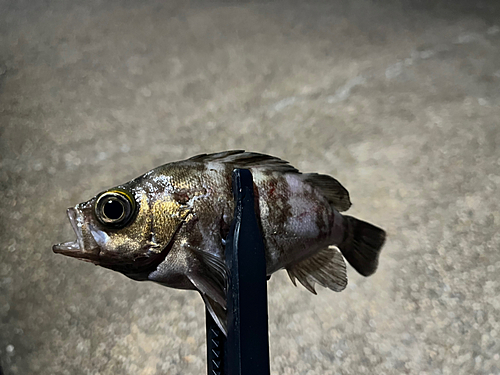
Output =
[{"x1": 53, "y1": 151, "x2": 385, "y2": 333}]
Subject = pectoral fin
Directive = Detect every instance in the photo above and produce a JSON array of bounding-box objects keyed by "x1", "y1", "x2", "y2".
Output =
[
  {"x1": 286, "y1": 247, "x2": 347, "y2": 294},
  {"x1": 186, "y1": 250, "x2": 228, "y2": 309},
  {"x1": 202, "y1": 293, "x2": 228, "y2": 336},
  {"x1": 187, "y1": 250, "x2": 228, "y2": 335}
]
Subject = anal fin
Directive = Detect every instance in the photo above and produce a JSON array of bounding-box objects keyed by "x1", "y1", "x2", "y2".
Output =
[{"x1": 286, "y1": 247, "x2": 347, "y2": 294}]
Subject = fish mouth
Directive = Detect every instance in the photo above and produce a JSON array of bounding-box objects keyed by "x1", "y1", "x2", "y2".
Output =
[{"x1": 52, "y1": 207, "x2": 100, "y2": 262}]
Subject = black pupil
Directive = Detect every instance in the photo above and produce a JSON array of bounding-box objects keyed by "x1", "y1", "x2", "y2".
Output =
[{"x1": 103, "y1": 199, "x2": 124, "y2": 220}]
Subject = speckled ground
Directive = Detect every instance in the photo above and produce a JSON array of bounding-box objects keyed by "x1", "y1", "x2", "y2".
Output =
[{"x1": 1, "y1": 1, "x2": 500, "y2": 374}]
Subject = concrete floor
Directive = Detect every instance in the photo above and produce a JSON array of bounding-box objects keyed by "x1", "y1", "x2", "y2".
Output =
[{"x1": 1, "y1": 0, "x2": 500, "y2": 374}]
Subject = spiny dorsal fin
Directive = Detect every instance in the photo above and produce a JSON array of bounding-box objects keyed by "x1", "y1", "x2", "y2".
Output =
[
  {"x1": 303, "y1": 173, "x2": 351, "y2": 212},
  {"x1": 188, "y1": 150, "x2": 299, "y2": 174},
  {"x1": 286, "y1": 247, "x2": 347, "y2": 294}
]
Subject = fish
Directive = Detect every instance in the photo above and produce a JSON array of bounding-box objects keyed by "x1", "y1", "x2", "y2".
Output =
[{"x1": 53, "y1": 151, "x2": 386, "y2": 334}]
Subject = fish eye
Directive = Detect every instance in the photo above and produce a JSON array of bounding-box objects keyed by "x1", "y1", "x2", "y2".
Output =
[{"x1": 95, "y1": 189, "x2": 136, "y2": 228}]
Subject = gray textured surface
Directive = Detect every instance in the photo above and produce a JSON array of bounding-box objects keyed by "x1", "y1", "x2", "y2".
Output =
[{"x1": 1, "y1": 1, "x2": 500, "y2": 374}]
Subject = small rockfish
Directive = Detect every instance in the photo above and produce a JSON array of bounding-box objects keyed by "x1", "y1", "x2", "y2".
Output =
[{"x1": 53, "y1": 151, "x2": 386, "y2": 333}]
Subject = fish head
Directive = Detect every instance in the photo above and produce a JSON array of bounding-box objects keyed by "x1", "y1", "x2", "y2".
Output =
[{"x1": 53, "y1": 177, "x2": 189, "y2": 280}]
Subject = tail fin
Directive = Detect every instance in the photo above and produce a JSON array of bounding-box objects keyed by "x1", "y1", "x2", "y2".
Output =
[{"x1": 338, "y1": 216, "x2": 386, "y2": 276}]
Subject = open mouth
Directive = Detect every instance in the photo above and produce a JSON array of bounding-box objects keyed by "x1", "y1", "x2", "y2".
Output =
[{"x1": 52, "y1": 207, "x2": 99, "y2": 262}]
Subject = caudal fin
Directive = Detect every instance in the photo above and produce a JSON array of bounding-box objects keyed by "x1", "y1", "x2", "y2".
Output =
[{"x1": 338, "y1": 216, "x2": 386, "y2": 276}]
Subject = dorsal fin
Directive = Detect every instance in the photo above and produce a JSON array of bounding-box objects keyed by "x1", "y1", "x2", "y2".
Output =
[
  {"x1": 188, "y1": 151, "x2": 351, "y2": 211},
  {"x1": 188, "y1": 150, "x2": 299, "y2": 174},
  {"x1": 303, "y1": 173, "x2": 351, "y2": 212},
  {"x1": 286, "y1": 247, "x2": 347, "y2": 294}
]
